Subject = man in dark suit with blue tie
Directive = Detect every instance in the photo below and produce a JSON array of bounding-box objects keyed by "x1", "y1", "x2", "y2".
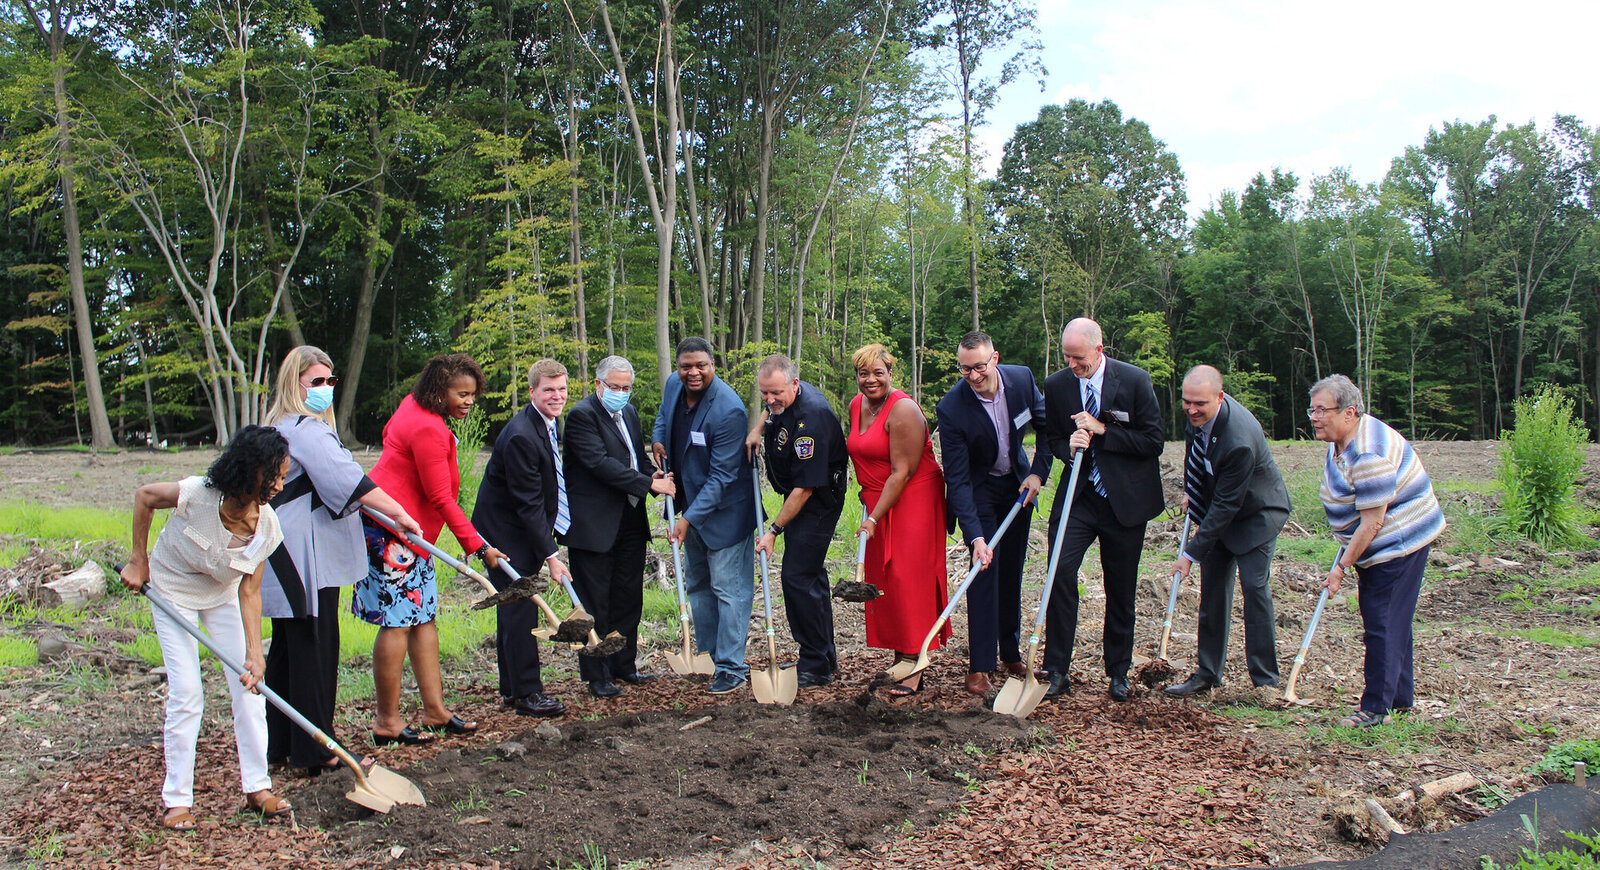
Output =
[
  {"x1": 1042, "y1": 318, "x2": 1166, "y2": 702},
  {"x1": 563, "y1": 355, "x2": 677, "y2": 699},
  {"x1": 936, "y1": 331, "x2": 1053, "y2": 696},
  {"x1": 651, "y1": 337, "x2": 759, "y2": 696},
  {"x1": 472, "y1": 359, "x2": 574, "y2": 718},
  {"x1": 1162, "y1": 365, "x2": 1289, "y2": 697}
]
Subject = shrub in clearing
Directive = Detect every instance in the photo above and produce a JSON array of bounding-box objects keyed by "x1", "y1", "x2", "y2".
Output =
[
  {"x1": 1498, "y1": 387, "x2": 1589, "y2": 547},
  {"x1": 1527, "y1": 738, "x2": 1600, "y2": 782}
]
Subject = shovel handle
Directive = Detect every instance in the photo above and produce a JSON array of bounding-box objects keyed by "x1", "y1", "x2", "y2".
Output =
[
  {"x1": 141, "y1": 584, "x2": 371, "y2": 788},
  {"x1": 1158, "y1": 513, "x2": 1193, "y2": 660},
  {"x1": 1284, "y1": 549, "x2": 1342, "y2": 699},
  {"x1": 1031, "y1": 450, "x2": 1084, "y2": 631},
  {"x1": 360, "y1": 507, "x2": 497, "y2": 596},
  {"x1": 853, "y1": 532, "x2": 868, "y2": 584}
]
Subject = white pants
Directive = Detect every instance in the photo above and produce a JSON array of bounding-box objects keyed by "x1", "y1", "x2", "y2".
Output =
[{"x1": 149, "y1": 595, "x2": 271, "y2": 809}]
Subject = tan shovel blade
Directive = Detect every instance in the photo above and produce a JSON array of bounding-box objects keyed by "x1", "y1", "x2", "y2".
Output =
[
  {"x1": 691, "y1": 652, "x2": 714, "y2": 675},
  {"x1": 993, "y1": 673, "x2": 1047, "y2": 719},
  {"x1": 347, "y1": 761, "x2": 426, "y2": 813},
  {"x1": 1131, "y1": 652, "x2": 1152, "y2": 666},
  {"x1": 884, "y1": 651, "x2": 930, "y2": 682},
  {"x1": 530, "y1": 627, "x2": 554, "y2": 640},
  {"x1": 751, "y1": 664, "x2": 795, "y2": 705}
]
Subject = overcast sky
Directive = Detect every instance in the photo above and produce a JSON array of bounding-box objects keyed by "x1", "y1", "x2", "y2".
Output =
[{"x1": 968, "y1": 0, "x2": 1600, "y2": 220}]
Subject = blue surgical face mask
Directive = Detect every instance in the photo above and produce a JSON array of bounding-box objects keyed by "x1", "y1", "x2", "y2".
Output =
[
  {"x1": 601, "y1": 389, "x2": 631, "y2": 413},
  {"x1": 305, "y1": 384, "x2": 334, "y2": 413}
]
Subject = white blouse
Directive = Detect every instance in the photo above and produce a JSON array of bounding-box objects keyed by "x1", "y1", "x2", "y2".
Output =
[{"x1": 148, "y1": 477, "x2": 283, "y2": 611}]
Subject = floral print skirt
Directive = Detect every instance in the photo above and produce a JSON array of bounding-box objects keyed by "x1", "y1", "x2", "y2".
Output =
[{"x1": 352, "y1": 518, "x2": 438, "y2": 627}]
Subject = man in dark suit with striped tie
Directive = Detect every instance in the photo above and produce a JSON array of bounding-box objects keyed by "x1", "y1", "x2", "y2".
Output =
[
  {"x1": 1163, "y1": 365, "x2": 1290, "y2": 696},
  {"x1": 1041, "y1": 318, "x2": 1165, "y2": 701}
]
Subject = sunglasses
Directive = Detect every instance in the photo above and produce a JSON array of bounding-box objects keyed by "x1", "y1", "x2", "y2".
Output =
[{"x1": 305, "y1": 376, "x2": 339, "y2": 387}]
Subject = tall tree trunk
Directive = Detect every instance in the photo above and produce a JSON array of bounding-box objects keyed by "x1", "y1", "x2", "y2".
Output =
[{"x1": 337, "y1": 175, "x2": 387, "y2": 444}]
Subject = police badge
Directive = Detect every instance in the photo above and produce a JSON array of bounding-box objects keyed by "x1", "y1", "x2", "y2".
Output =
[
  {"x1": 793, "y1": 436, "x2": 815, "y2": 459},
  {"x1": 777, "y1": 427, "x2": 790, "y2": 448}
]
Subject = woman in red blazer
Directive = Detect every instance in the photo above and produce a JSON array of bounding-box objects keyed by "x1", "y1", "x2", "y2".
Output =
[{"x1": 358, "y1": 354, "x2": 504, "y2": 746}]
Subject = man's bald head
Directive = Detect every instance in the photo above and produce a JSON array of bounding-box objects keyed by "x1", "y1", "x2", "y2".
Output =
[
  {"x1": 1181, "y1": 364, "x2": 1225, "y2": 428},
  {"x1": 1060, "y1": 317, "x2": 1104, "y2": 380}
]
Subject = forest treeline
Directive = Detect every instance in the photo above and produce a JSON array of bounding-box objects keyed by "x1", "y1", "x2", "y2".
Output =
[{"x1": 2, "y1": 0, "x2": 1596, "y2": 448}]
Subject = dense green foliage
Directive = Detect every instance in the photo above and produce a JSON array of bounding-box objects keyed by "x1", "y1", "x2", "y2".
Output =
[
  {"x1": 1499, "y1": 388, "x2": 1591, "y2": 545},
  {"x1": 1527, "y1": 739, "x2": 1600, "y2": 782},
  {"x1": 1, "y1": 0, "x2": 1596, "y2": 448}
]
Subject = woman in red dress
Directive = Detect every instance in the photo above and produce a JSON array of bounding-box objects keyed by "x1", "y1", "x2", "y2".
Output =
[{"x1": 846, "y1": 344, "x2": 949, "y2": 696}]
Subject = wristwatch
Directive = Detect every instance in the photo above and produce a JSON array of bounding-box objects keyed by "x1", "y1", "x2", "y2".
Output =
[{"x1": 769, "y1": 523, "x2": 785, "y2": 537}]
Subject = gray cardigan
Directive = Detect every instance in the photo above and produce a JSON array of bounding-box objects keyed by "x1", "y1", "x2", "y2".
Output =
[{"x1": 262, "y1": 415, "x2": 375, "y2": 619}]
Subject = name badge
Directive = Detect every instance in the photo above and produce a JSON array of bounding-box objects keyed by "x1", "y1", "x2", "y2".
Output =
[
  {"x1": 1111, "y1": 410, "x2": 1130, "y2": 423},
  {"x1": 689, "y1": 430, "x2": 707, "y2": 447},
  {"x1": 1011, "y1": 408, "x2": 1031, "y2": 429},
  {"x1": 243, "y1": 534, "x2": 267, "y2": 561}
]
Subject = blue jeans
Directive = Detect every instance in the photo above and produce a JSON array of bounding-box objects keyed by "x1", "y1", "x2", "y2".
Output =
[
  {"x1": 683, "y1": 525, "x2": 754, "y2": 679},
  {"x1": 1355, "y1": 545, "x2": 1428, "y2": 714}
]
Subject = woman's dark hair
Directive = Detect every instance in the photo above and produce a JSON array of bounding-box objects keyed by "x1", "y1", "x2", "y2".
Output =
[
  {"x1": 206, "y1": 425, "x2": 290, "y2": 504},
  {"x1": 412, "y1": 353, "x2": 486, "y2": 416}
]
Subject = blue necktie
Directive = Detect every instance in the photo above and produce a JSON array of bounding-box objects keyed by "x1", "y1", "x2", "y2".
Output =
[
  {"x1": 1084, "y1": 385, "x2": 1108, "y2": 498},
  {"x1": 548, "y1": 419, "x2": 571, "y2": 534},
  {"x1": 1185, "y1": 427, "x2": 1211, "y2": 522}
]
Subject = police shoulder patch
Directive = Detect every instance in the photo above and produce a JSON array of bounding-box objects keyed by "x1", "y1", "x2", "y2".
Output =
[{"x1": 793, "y1": 436, "x2": 815, "y2": 459}]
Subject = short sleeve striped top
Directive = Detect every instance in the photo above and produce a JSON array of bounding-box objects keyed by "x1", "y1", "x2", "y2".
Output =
[{"x1": 1319, "y1": 414, "x2": 1445, "y2": 567}]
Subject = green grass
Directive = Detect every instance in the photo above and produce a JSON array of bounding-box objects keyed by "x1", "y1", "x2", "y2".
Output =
[
  {"x1": 118, "y1": 633, "x2": 166, "y2": 668},
  {"x1": 1498, "y1": 627, "x2": 1599, "y2": 649},
  {"x1": 1214, "y1": 706, "x2": 1299, "y2": 728},
  {"x1": 0, "y1": 634, "x2": 39, "y2": 666},
  {"x1": 1310, "y1": 714, "x2": 1469, "y2": 753},
  {"x1": 0, "y1": 500, "x2": 157, "y2": 549}
]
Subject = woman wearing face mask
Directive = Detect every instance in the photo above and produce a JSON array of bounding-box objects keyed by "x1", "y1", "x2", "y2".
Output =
[
  {"x1": 545, "y1": 355, "x2": 676, "y2": 698},
  {"x1": 359, "y1": 353, "x2": 504, "y2": 746},
  {"x1": 261, "y1": 346, "x2": 421, "y2": 776}
]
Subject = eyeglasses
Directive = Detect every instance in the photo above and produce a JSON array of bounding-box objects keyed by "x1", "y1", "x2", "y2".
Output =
[
  {"x1": 601, "y1": 381, "x2": 633, "y2": 394},
  {"x1": 304, "y1": 376, "x2": 339, "y2": 387},
  {"x1": 1306, "y1": 405, "x2": 1340, "y2": 419},
  {"x1": 958, "y1": 359, "x2": 994, "y2": 376}
]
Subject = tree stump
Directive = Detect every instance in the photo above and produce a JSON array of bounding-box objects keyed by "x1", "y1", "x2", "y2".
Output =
[{"x1": 40, "y1": 561, "x2": 106, "y2": 610}]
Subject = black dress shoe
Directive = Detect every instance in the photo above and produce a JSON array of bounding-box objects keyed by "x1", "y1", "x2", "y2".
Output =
[
  {"x1": 588, "y1": 680, "x2": 625, "y2": 699},
  {"x1": 1108, "y1": 676, "x2": 1131, "y2": 702},
  {"x1": 616, "y1": 671, "x2": 658, "y2": 685},
  {"x1": 509, "y1": 693, "x2": 566, "y2": 718},
  {"x1": 1044, "y1": 672, "x2": 1072, "y2": 699},
  {"x1": 1163, "y1": 675, "x2": 1218, "y2": 698},
  {"x1": 796, "y1": 671, "x2": 834, "y2": 688}
]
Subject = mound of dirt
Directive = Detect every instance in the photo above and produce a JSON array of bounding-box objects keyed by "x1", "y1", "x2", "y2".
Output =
[{"x1": 291, "y1": 696, "x2": 1034, "y2": 868}]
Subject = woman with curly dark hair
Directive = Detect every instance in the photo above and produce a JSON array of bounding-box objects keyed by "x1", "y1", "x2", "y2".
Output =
[
  {"x1": 119, "y1": 426, "x2": 293, "y2": 830},
  {"x1": 358, "y1": 353, "x2": 505, "y2": 745}
]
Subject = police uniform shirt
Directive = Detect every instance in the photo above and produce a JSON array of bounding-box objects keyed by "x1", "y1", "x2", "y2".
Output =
[{"x1": 763, "y1": 381, "x2": 847, "y2": 509}]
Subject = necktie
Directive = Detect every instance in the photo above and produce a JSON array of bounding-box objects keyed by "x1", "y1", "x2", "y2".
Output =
[
  {"x1": 614, "y1": 411, "x2": 640, "y2": 507},
  {"x1": 1185, "y1": 427, "x2": 1211, "y2": 522},
  {"x1": 1084, "y1": 385, "x2": 1108, "y2": 498},
  {"x1": 548, "y1": 419, "x2": 571, "y2": 534}
]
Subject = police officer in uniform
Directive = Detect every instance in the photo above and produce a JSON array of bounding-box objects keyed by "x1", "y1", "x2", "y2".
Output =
[{"x1": 752, "y1": 354, "x2": 848, "y2": 687}]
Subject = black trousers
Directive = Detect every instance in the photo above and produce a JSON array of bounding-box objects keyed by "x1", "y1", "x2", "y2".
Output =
[
  {"x1": 568, "y1": 506, "x2": 649, "y2": 683},
  {"x1": 1193, "y1": 537, "x2": 1280, "y2": 686},
  {"x1": 265, "y1": 586, "x2": 341, "y2": 768},
  {"x1": 1043, "y1": 489, "x2": 1147, "y2": 679},
  {"x1": 966, "y1": 474, "x2": 1032, "y2": 673},
  {"x1": 493, "y1": 560, "x2": 546, "y2": 701},
  {"x1": 778, "y1": 503, "x2": 842, "y2": 676}
]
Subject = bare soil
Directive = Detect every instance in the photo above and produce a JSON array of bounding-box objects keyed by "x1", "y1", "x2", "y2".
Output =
[{"x1": 0, "y1": 441, "x2": 1597, "y2": 869}]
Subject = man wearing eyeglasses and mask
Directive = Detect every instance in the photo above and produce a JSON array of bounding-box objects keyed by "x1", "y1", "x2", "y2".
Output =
[
  {"x1": 561, "y1": 356, "x2": 677, "y2": 699},
  {"x1": 935, "y1": 331, "x2": 1052, "y2": 696}
]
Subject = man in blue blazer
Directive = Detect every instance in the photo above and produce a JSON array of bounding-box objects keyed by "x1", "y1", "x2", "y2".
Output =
[
  {"x1": 651, "y1": 337, "x2": 759, "y2": 695},
  {"x1": 936, "y1": 331, "x2": 1053, "y2": 696}
]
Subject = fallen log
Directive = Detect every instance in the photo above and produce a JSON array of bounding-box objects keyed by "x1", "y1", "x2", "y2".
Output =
[
  {"x1": 1397, "y1": 772, "x2": 1481, "y2": 806},
  {"x1": 39, "y1": 561, "x2": 106, "y2": 610}
]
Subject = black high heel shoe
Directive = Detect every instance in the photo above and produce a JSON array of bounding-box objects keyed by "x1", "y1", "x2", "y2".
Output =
[
  {"x1": 372, "y1": 726, "x2": 435, "y2": 746},
  {"x1": 419, "y1": 715, "x2": 478, "y2": 735}
]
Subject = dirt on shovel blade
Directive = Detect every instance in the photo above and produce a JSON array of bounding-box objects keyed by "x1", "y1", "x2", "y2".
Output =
[
  {"x1": 1135, "y1": 658, "x2": 1180, "y2": 688},
  {"x1": 555, "y1": 616, "x2": 595, "y2": 642},
  {"x1": 469, "y1": 575, "x2": 550, "y2": 610},
  {"x1": 831, "y1": 580, "x2": 883, "y2": 602},
  {"x1": 580, "y1": 631, "x2": 627, "y2": 658}
]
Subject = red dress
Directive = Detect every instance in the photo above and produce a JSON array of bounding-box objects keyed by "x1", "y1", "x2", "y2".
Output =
[{"x1": 848, "y1": 390, "x2": 950, "y2": 654}]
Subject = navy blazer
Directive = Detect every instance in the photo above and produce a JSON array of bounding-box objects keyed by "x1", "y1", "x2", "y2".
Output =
[
  {"x1": 935, "y1": 364, "x2": 1054, "y2": 545},
  {"x1": 1183, "y1": 394, "x2": 1291, "y2": 561},
  {"x1": 472, "y1": 404, "x2": 562, "y2": 571},
  {"x1": 650, "y1": 373, "x2": 757, "y2": 550},
  {"x1": 1042, "y1": 355, "x2": 1166, "y2": 527},
  {"x1": 561, "y1": 393, "x2": 658, "y2": 553}
]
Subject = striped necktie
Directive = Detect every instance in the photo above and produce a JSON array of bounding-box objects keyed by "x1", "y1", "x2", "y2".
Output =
[
  {"x1": 1084, "y1": 384, "x2": 1108, "y2": 498},
  {"x1": 548, "y1": 418, "x2": 571, "y2": 535},
  {"x1": 1185, "y1": 427, "x2": 1211, "y2": 522}
]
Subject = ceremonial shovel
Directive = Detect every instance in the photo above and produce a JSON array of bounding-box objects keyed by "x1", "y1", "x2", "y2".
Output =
[
  {"x1": 993, "y1": 449, "x2": 1084, "y2": 719},
  {"x1": 884, "y1": 491, "x2": 1031, "y2": 683},
  {"x1": 141, "y1": 584, "x2": 425, "y2": 813},
  {"x1": 1283, "y1": 548, "x2": 1346, "y2": 705},
  {"x1": 1157, "y1": 512, "x2": 1194, "y2": 662},
  {"x1": 750, "y1": 465, "x2": 797, "y2": 705},
  {"x1": 831, "y1": 532, "x2": 883, "y2": 602},
  {"x1": 662, "y1": 488, "x2": 714, "y2": 676},
  {"x1": 358, "y1": 507, "x2": 547, "y2": 615}
]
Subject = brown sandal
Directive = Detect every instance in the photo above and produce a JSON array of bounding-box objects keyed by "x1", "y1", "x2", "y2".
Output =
[
  {"x1": 162, "y1": 807, "x2": 198, "y2": 831},
  {"x1": 245, "y1": 791, "x2": 292, "y2": 818}
]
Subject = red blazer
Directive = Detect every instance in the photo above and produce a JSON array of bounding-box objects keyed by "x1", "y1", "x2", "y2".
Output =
[{"x1": 369, "y1": 394, "x2": 486, "y2": 555}]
